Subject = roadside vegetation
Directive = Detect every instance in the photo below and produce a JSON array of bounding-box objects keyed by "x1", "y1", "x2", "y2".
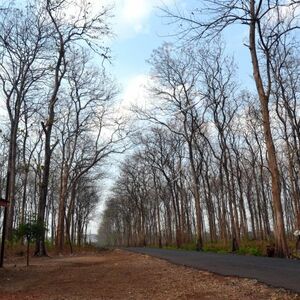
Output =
[
  {"x1": 99, "y1": 1, "x2": 300, "y2": 259},
  {"x1": 0, "y1": 0, "x2": 129, "y2": 266}
]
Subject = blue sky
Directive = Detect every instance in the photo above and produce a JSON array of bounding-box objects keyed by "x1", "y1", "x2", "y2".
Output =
[
  {"x1": 106, "y1": 0, "x2": 254, "y2": 111},
  {"x1": 13, "y1": 0, "x2": 254, "y2": 111}
]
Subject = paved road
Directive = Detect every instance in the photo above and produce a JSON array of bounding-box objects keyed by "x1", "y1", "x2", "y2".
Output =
[{"x1": 127, "y1": 247, "x2": 300, "y2": 293}]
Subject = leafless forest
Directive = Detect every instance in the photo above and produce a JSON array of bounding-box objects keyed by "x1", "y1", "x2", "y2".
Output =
[
  {"x1": 0, "y1": 0, "x2": 129, "y2": 264},
  {"x1": 1, "y1": 0, "x2": 300, "y2": 266},
  {"x1": 99, "y1": 1, "x2": 300, "y2": 258}
]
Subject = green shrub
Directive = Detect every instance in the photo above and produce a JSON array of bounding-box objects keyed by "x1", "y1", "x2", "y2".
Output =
[
  {"x1": 16, "y1": 218, "x2": 47, "y2": 266},
  {"x1": 217, "y1": 249, "x2": 229, "y2": 254},
  {"x1": 237, "y1": 246, "x2": 262, "y2": 256},
  {"x1": 203, "y1": 242, "x2": 230, "y2": 253},
  {"x1": 163, "y1": 243, "x2": 197, "y2": 251},
  {"x1": 180, "y1": 243, "x2": 197, "y2": 251}
]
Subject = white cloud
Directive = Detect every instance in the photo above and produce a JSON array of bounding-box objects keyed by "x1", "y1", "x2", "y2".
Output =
[
  {"x1": 121, "y1": 0, "x2": 151, "y2": 24},
  {"x1": 67, "y1": 0, "x2": 175, "y2": 37},
  {"x1": 119, "y1": 74, "x2": 150, "y2": 113},
  {"x1": 113, "y1": 74, "x2": 154, "y2": 120},
  {"x1": 266, "y1": 0, "x2": 300, "y2": 24},
  {"x1": 116, "y1": 0, "x2": 175, "y2": 36}
]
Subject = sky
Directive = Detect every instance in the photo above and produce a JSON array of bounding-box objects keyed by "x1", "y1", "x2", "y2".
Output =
[
  {"x1": 85, "y1": 0, "x2": 254, "y2": 234},
  {"x1": 8, "y1": 0, "x2": 254, "y2": 125},
  {"x1": 7, "y1": 0, "x2": 255, "y2": 234},
  {"x1": 107, "y1": 0, "x2": 253, "y2": 114}
]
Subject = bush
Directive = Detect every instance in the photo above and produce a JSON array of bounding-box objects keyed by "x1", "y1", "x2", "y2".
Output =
[
  {"x1": 16, "y1": 218, "x2": 47, "y2": 266},
  {"x1": 237, "y1": 246, "x2": 262, "y2": 256},
  {"x1": 163, "y1": 243, "x2": 197, "y2": 251},
  {"x1": 203, "y1": 242, "x2": 230, "y2": 253},
  {"x1": 180, "y1": 243, "x2": 197, "y2": 251},
  {"x1": 17, "y1": 221, "x2": 45, "y2": 241}
]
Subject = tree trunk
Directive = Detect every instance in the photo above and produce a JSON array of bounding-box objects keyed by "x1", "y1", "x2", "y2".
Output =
[
  {"x1": 56, "y1": 163, "x2": 68, "y2": 253},
  {"x1": 249, "y1": 2, "x2": 288, "y2": 257},
  {"x1": 35, "y1": 123, "x2": 53, "y2": 256},
  {"x1": 6, "y1": 122, "x2": 18, "y2": 240}
]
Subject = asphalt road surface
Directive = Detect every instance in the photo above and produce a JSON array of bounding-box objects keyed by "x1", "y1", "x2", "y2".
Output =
[{"x1": 127, "y1": 247, "x2": 300, "y2": 293}]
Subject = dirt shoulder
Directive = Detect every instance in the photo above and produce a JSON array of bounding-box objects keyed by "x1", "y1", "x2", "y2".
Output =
[{"x1": 0, "y1": 249, "x2": 299, "y2": 300}]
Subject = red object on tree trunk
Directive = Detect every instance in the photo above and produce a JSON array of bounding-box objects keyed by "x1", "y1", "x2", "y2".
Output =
[{"x1": 0, "y1": 199, "x2": 9, "y2": 207}]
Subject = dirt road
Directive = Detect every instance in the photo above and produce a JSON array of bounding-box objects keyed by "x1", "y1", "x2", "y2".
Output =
[{"x1": 0, "y1": 249, "x2": 299, "y2": 299}]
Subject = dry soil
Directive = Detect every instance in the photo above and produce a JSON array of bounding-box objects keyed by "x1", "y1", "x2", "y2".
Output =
[{"x1": 0, "y1": 249, "x2": 299, "y2": 300}]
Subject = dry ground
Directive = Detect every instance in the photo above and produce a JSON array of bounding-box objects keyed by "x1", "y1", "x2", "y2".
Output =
[{"x1": 0, "y1": 249, "x2": 299, "y2": 300}]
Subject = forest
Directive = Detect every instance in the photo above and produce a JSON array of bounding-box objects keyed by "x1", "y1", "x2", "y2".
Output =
[
  {"x1": 0, "y1": 0, "x2": 129, "y2": 265},
  {"x1": 98, "y1": 1, "x2": 300, "y2": 258},
  {"x1": 0, "y1": 0, "x2": 300, "y2": 269}
]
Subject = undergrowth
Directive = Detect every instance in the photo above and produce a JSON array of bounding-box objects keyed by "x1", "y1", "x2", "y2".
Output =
[{"x1": 161, "y1": 239, "x2": 299, "y2": 257}]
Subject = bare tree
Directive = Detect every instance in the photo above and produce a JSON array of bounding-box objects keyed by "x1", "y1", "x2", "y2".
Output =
[
  {"x1": 35, "y1": 0, "x2": 112, "y2": 256},
  {"x1": 0, "y1": 2, "x2": 47, "y2": 266},
  {"x1": 162, "y1": 0, "x2": 300, "y2": 257}
]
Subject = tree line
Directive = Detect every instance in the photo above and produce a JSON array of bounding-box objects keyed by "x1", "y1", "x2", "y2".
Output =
[
  {"x1": 0, "y1": 0, "x2": 127, "y2": 265},
  {"x1": 99, "y1": 1, "x2": 300, "y2": 257}
]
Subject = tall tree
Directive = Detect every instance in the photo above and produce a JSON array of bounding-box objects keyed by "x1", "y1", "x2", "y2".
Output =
[
  {"x1": 35, "y1": 0, "x2": 112, "y2": 256},
  {"x1": 163, "y1": 0, "x2": 300, "y2": 257},
  {"x1": 0, "y1": 2, "x2": 47, "y2": 266}
]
